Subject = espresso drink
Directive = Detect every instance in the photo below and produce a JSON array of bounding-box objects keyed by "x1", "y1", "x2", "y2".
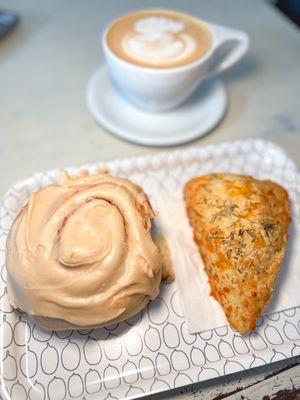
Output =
[{"x1": 106, "y1": 10, "x2": 212, "y2": 68}]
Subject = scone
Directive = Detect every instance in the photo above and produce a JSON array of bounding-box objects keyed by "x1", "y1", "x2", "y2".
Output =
[
  {"x1": 184, "y1": 173, "x2": 291, "y2": 334},
  {"x1": 6, "y1": 171, "x2": 173, "y2": 331}
]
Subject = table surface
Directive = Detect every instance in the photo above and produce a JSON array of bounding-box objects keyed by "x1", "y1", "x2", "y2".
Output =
[{"x1": 1, "y1": 0, "x2": 300, "y2": 399}]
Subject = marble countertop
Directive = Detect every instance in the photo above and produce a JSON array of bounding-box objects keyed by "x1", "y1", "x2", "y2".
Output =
[{"x1": 0, "y1": 1, "x2": 299, "y2": 399}]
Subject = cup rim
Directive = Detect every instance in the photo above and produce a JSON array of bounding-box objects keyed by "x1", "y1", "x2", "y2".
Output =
[{"x1": 102, "y1": 8, "x2": 216, "y2": 74}]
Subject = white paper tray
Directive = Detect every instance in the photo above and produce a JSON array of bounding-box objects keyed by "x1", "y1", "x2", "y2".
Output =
[{"x1": 1, "y1": 139, "x2": 300, "y2": 400}]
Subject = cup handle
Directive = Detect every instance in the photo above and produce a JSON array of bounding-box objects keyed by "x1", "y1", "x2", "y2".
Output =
[{"x1": 206, "y1": 24, "x2": 249, "y2": 78}]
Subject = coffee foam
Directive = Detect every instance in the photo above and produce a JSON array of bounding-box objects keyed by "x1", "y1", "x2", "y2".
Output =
[
  {"x1": 106, "y1": 10, "x2": 212, "y2": 68},
  {"x1": 122, "y1": 16, "x2": 197, "y2": 65}
]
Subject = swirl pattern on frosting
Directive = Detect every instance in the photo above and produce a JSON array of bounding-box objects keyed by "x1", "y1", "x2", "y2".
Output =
[{"x1": 6, "y1": 172, "x2": 163, "y2": 327}]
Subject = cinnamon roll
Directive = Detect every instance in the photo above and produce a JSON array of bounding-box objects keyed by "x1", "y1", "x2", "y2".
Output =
[{"x1": 6, "y1": 172, "x2": 172, "y2": 330}]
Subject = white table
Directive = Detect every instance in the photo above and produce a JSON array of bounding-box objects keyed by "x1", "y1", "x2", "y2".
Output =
[{"x1": 1, "y1": 1, "x2": 299, "y2": 398}]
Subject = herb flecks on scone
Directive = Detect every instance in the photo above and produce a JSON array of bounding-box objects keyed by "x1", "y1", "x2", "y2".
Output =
[{"x1": 184, "y1": 173, "x2": 291, "y2": 334}]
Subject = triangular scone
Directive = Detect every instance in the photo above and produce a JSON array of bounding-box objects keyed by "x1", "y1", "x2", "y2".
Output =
[{"x1": 184, "y1": 174, "x2": 291, "y2": 334}]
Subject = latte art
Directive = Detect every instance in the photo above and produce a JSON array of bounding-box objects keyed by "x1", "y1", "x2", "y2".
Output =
[
  {"x1": 123, "y1": 17, "x2": 196, "y2": 65},
  {"x1": 106, "y1": 10, "x2": 212, "y2": 68}
]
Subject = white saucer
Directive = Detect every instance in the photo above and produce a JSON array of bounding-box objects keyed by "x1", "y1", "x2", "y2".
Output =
[{"x1": 85, "y1": 67, "x2": 227, "y2": 147}]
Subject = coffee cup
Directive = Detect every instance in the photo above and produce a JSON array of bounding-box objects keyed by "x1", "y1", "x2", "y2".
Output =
[{"x1": 102, "y1": 9, "x2": 249, "y2": 112}]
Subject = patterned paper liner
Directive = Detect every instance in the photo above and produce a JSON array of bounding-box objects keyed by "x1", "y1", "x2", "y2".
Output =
[{"x1": 0, "y1": 139, "x2": 299, "y2": 400}]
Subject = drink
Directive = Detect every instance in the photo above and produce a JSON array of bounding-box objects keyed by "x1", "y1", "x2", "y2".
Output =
[
  {"x1": 103, "y1": 10, "x2": 249, "y2": 111},
  {"x1": 106, "y1": 10, "x2": 212, "y2": 69}
]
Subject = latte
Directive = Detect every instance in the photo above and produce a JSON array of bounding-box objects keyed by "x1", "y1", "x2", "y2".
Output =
[{"x1": 106, "y1": 10, "x2": 212, "y2": 68}]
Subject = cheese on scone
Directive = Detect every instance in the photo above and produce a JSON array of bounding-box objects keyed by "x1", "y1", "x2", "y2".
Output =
[{"x1": 184, "y1": 173, "x2": 291, "y2": 334}]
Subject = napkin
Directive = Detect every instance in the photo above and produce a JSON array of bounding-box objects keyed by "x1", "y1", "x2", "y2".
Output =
[{"x1": 154, "y1": 191, "x2": 300, "y2": 334}]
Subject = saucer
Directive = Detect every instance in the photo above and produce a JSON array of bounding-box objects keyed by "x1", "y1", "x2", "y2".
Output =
[{"x1": 85, "y1": 67, "x2": 227, "y2": 147}]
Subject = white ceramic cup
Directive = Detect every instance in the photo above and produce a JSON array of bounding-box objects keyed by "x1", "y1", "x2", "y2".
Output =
[{"x1": 102, "y1": 11, "x2": 249, "y2": 112}]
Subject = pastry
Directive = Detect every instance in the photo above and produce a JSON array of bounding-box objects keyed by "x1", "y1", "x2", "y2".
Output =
[
  {"x1": 184, "y1": 173, "x2": 291, "y2": 334},
  {"x1": 6, "y1": 171, "x2": 173, "y2": 330}
]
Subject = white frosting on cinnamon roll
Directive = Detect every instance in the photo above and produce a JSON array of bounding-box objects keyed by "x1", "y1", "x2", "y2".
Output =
[{"x1": 6, "y1": 172, "x2": 163, "y2": 327}]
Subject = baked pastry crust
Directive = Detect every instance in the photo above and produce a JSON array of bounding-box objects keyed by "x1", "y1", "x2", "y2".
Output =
[{"x1": 184, "y1": 173, "x2": 291, "y2": 334}]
